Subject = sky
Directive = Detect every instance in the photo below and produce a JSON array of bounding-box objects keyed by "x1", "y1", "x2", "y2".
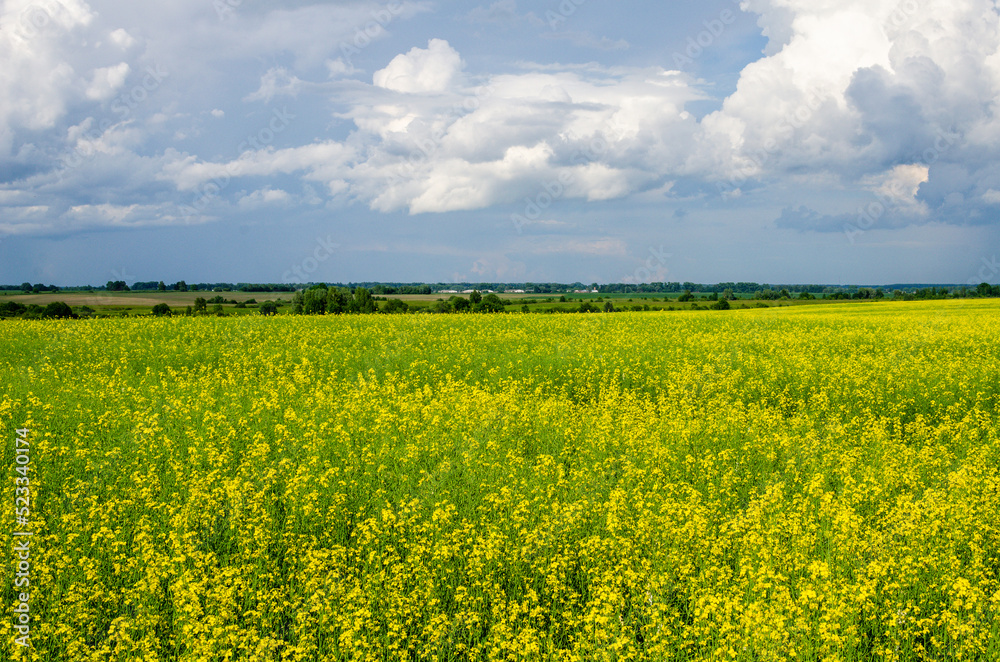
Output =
[{"x1": 1, "y1": 0, "x2": 1000, "y2": 287}]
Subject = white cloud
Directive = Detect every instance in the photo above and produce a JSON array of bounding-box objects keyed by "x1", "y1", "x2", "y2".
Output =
[
  {"x1": 326, "y1": 58, "x2": 359, "y2": 78},
  {"x1": 244, "y1": 67, "x2": 305, "y2": 103},
  {"x1": 162, "y1": 44, "x2": 703, "y2": 216},
  {"x1": 108, "y1": 28, "x2": 135, "y2": 50},
  {"x1": 86, "y1": 62, "x2": 131, "y2": 101},
  {"x1": 6, "y1": 0, "x2": 1000, "y2": 244},
  {"x1": 0, "y1": 0, "x2": 96, "y2": 142},
  {"x1": 374, "y1": 39, "x2": 464, "y2": 93},
  {"x1": 862, "y1": 164, "x2": 930, "y2": 216},
  {"x1": 699, "y1": 0, "x2": 1000, "y2": 196},
  {"x1": 238, "y1": 187, "x2": 290, "y2": 208}
]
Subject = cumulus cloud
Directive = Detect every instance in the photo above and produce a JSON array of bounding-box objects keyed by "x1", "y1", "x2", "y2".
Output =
[
  {"x1": 6, "y1": 0, "x2": 1000, "y2": 242},
  {"x1": 861, "y1": 164, "x2": 930, "y2": 217},
  {"x1": 86, "y1": 63, "x2": 131, "y2": 101},
  {"x1": 700, "y1": 0, "x2": 1000, "y2": 208},
  {"x1": 238, "y1": 187, "x2": 291, "y2": 208},
  {"x1": 108, "y1": 28, "x2": 135, "y2": 50},
  {"x1": 163, "y1": 44, "x2": 703, "y2": 216},
  {"x1": 0, "y1": 0, "x2": 95, "y2": 141},
  {"x1": 373, "y1": 39, "x2": 464, "y2": 93}
]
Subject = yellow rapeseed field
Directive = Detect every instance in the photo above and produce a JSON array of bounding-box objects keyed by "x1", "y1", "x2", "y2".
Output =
[{"x1": 2, "y1": 300, "x2": 999, "y2": 661}]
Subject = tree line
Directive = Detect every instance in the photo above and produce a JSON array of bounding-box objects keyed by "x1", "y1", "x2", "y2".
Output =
[{"x1": 290, "y1": 285, "x2": 507, "y2": 315}]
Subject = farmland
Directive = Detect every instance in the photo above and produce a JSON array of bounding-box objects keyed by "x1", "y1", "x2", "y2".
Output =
[
  {"x1": 2, "y1": 301, "x2": 999, "y2": 660},
  {"x1": 0, "y1": 289, "x2": 848, "y2": 319}
]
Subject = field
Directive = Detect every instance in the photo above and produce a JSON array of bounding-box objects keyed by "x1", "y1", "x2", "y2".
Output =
[
  {"x1": 2, "y1": 301, "x2": 999, "y2": 661},
  {"x1": 0, "y1": 292, "x2": 297, "y2": 318},
  {"x1": 0, "y1": 290, "x2": 833, "y2": 317}
]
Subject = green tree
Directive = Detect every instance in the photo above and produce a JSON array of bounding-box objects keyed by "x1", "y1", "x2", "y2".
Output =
[
  {"x1": 303, "y1": 285, "x2": 328, "y2": 315},
  {"x1": 326, "y1": 288, "x2": 350, "y2": 314},
  {"x1": 475, "y1": 293, "x2": 504, "y2": 313},
  {"x1": 259, "y1": 301, "x2": 278, "y2": 316},
  {"x1": 678, "y1": 290, "x2": 694, "y2": 302},
  {"x1": 469, "y1": 290, "x2": 482, "y2": 305},
  {"x1": 157, "y1": 281, "x2": 167, "y2": 291},
  {"x1": 350, "y1": 287, "x2": 377, "y2": 314},
  {"x1": 712, "y1": 298, "x2": 731, "y2": 310},
  {"x1": 173, "y1": 281, "x2": 188, "y2": 292},
  {"x1": 0, "y1": 302, "x2": 27, "y2": 317},
  {"x1": 382, "y1": 299, "x2": 409, "y2": 314},
  {"x1": 604, "y1": 301, "x2": 615, "y2": 313},
  {"x1": 193, "y1": 297, "x2": 207, "y2": 314},
  {"x1": 43, "y1": 301, "x2": 75, "y2": 319},
  {"x1": 431, "y1": 300, "x2": 453, "y2": 314},
  {"x1": 151, "y1": 303, "x2": 171, "y2": 317}
]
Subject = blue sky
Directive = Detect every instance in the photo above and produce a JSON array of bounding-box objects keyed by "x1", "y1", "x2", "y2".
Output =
[{"x1": 1, "y1": 0, "x2": 999, "y2": 286}]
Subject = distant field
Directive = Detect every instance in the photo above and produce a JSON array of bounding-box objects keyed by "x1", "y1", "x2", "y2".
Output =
[
  {"x1": 2, "y1": 289, "x2": 843, "y2": 316},
  {"x1": 0, "y1": 291, "x2": 296, "y2": 307},
  {"x1": 2, "y1": 300, "x2": 998, "y2": 660}
]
